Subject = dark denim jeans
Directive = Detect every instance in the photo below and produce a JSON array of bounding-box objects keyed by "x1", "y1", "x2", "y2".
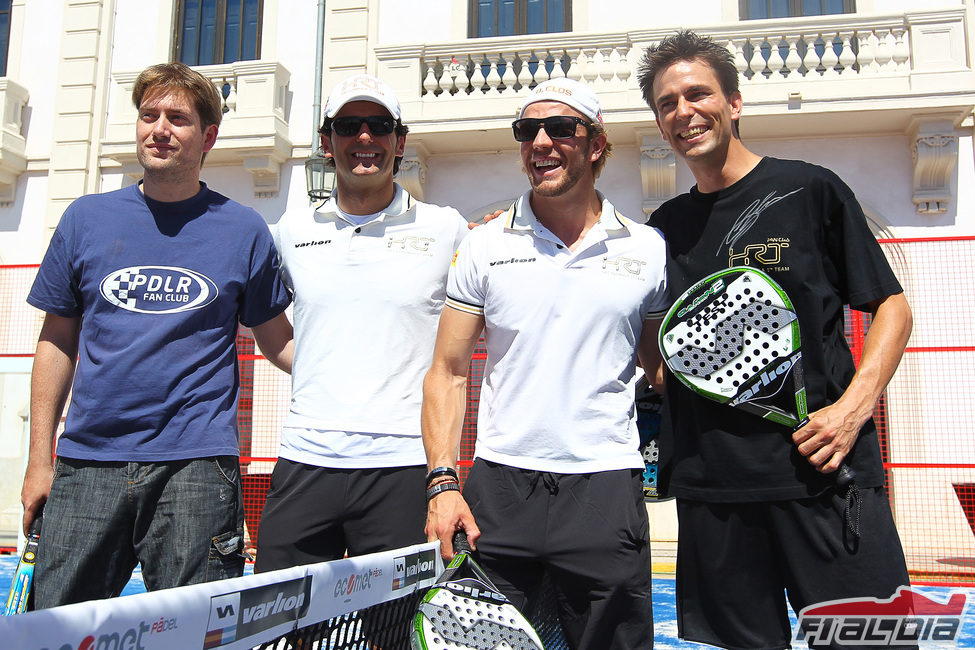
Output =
[{"x1": 35, "y1": 456, "x2": 245, "y2": 609}]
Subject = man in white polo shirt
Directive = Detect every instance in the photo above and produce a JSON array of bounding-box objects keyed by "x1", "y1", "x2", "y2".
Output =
[
  {"x1": 255, "y1": 74, "x2": 468, "y2": 571},
  {"x1": 422, "y1": 78, "x2": 668, "y2": 649}
]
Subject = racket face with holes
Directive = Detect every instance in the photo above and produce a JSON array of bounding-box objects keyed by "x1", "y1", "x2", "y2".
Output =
[
  {"x1": 411, "y1": 551, "x2": 544, "y2": 650},
  {"x1": 659, "y1": 266, "x2": 807, "y2": 427}
]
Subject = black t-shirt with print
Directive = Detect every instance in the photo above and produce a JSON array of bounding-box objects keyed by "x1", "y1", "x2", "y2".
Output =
[{"x1": 649, "y1": 157, "x2": 903, "y2": 502}]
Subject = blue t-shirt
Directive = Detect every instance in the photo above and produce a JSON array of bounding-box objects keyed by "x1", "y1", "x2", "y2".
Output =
[{"x1": 27, "y1": 183, "x2": 291, "y2": 461}]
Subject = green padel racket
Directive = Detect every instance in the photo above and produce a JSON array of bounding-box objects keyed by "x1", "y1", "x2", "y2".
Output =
[
  {"x1": 411, "y1": 531, "x2": 544, "y2": 650},
  {"x1": 658, "y1": 266, "x2": 854, "y2": 486}
]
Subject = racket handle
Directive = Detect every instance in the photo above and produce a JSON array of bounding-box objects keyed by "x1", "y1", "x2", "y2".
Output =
[
  {"x1": 794, "y1": 419, "x2": 856, "y2": 487},
  {"x1": 28, "y1": 513, "x2": 42, "y2": 537},
  {"x1": 452, "y1": 530, "x2": 472, "y2": 554}
]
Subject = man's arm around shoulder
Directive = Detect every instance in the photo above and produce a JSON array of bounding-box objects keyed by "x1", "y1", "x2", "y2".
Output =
[
  {"x1": 638, "y1": 317, "x2": 665, "y2": 394},
  {"x1": 251, "y1": 311, "x2": 294, "y2": 373},
  {"x1": 22, "y1": 313, "x2": 81, "y2": 532},
  {"x1": 422, "y1": 306, "x2": 484, "y2": 559}
]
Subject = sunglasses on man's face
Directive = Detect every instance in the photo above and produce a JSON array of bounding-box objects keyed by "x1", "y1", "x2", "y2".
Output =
[
  {"x1": 511, "y1": 116, "x2": 591, "y2": 142},
  {"x1": 331, "y1": 115, "x2": 396, "y2": 137}
]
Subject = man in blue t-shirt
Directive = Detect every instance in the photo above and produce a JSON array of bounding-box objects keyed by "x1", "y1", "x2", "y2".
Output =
[{"x1": 21, "y1": 62, "x2": 294, "y2": 609}]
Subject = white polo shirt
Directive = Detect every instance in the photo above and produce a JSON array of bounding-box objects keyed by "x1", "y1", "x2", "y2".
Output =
[
  {"x1": 446, "y1": 191, "x2": 668, "y2": 473},
  {"x1": 274, "y1": 184, "x2": 468, "y2": 468}
]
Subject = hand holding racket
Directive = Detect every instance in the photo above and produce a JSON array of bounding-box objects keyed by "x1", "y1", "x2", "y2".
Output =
[
  {"x1": 411, "y1": 531, "x2": 545, "y2": 650},
  {"x1": 658, "y1": 266, "x2": 855, "y2": 487},
  {"x1": 3, "y1": 512, "x2": 42, "y2": 616}
]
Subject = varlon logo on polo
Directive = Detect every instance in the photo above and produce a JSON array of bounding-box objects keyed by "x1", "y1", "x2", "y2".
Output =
[
  {"x1": 100, "y1": 266, "x2": 219, "y2": 314},
  {"x1": 294, "y1": 239, "x2": 332, "y2": 248},
  {"x1": 489, "y1": 256, "x2": 536, "y2": 266}
]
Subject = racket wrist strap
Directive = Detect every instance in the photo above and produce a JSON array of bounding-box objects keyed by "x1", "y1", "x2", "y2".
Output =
[
  {"x1": 426, "y1": 466, "x2": 459, "y2": 487},
  {"x1": 426, "y1": 480, "x2": 461, "y2": 501}
]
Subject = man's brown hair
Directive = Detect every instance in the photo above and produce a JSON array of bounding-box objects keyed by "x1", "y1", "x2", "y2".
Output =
[
  {"x1": 589, "y1": 121, "x2": 613, "y2": 179},
  {"x1": 132, "y1": 62, "x2": 223, "y2": 130},
  {"x1": 637, "y1": 30, "x2": 740, "y2": 116}
]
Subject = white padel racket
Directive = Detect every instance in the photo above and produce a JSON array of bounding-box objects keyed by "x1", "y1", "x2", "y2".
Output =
[
  {"x1": 658, "y1": 266, "x2": 854, "y2": 486},
  {"x1": 411, "y1": 531, "x2": 545, "y2": 650}
]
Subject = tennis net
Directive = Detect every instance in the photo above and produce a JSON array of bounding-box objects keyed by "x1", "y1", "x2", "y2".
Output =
[{"x1": 0, "y1": 542, "x2": 441, "y2": 649}]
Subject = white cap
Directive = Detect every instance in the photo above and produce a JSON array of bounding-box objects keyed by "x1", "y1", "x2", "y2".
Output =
[
  {"x1": 324, "y1": 74, "x2": 401, "y2": 120},
  {"x1": 519, "y1": 77, "x2": 603, "y2": 125}
]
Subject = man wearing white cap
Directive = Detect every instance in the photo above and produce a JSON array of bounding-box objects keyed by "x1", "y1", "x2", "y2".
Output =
[
  {"x1": 422, "y1": 77, "x2": 668, "y2": 649},
  {"x1": 255, "y1": 74, "x2": 468, "y2": 571}
]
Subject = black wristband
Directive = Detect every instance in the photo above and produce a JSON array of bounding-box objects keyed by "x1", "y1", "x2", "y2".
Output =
[
  {"x1": 427, "y1": 476, "x2": 458, "y2": 489},
  {"x1": 426, "y1": 480, "x2": 461, "y2": 501},
  {"x1": 425, "y1": 466, "x2": 459, "y2": 486}
]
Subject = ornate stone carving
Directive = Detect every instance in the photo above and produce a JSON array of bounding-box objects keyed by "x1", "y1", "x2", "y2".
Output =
[{"x1": 910, "y1": 118, "x2": 958, "y2": 215}]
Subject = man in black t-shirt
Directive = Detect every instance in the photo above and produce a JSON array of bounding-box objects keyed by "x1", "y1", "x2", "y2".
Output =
[{"x1": 637, "y1": 31, "x2": 916, "y2": 649}]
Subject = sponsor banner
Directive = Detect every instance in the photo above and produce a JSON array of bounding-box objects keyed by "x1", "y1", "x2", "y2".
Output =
[
  {"x1": 0, "y1": 565, "x2": 307, "y2": 650},
  {"x1": 203, "y1": 575, "x2": 312, "y2": 649},
  {"x1": 392, "y1": 548, "x2": 438, "y2": 590},
  {"x1": 302, "y1": 542, "x2": 443, "y2": 625},
  {"x1": 0, "y1": 542, "x2": 442, "y2": 650}
]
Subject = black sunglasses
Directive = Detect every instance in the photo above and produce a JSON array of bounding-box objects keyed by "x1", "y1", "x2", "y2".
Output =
[
  {"x1": 331, "y1": 115, "x2": 396, "y2": 137},
  {"x1": 511, "y1": 116, "x2": 591, "y2": 142}
]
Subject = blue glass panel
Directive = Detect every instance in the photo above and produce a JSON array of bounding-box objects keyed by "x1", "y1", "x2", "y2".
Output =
[
  {"x1": 198, "y1": 0, "x2": 217, "y2": 66},
  {"x1": 0, "y1": 6, "x2": 8, "y2": 76},
  {"x1": 546, "y1": 0, "x2": 565, "y2": 32},
  {"x1": 241, "y1": 0, "x2": 260, "y2": 60},
  {"x1": 224, "y1": 0, "x2": 242, "y2": 63},
  {"x1": 0, "y1": 30, "x2": 7, "y2": 76},
  {"x1": 527, "y1": 0, "x2": 542, "y2": 33},
  {"x1": 477, "y1": 0, "x2": 494, "y2": 37},
  {"x1": 498, "y1": 0, "x2": 514, "y2": 36},
  {"x1": 770, "y1": 0, "x2": 789, "y2": 18},
  {"x1": 744, "y1": 0, "x2": 765, "y2": 19},
  {"x1": 822, "y1": 0, "x2": 845, "y2": 14},
  {"x1": 802, "y1": 0, "x2": 847, "y2": 15},
  {"x1": 181, "y1": 0, "x2": 201, "y2": 64}
]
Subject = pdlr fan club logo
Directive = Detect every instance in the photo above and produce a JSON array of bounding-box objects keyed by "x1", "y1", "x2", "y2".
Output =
[{"x1": 100, "y1": 266, "x2": 219, "y2": 314}]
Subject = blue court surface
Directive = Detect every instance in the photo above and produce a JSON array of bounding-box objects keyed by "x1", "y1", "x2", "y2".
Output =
[{"x1": 2, "y1": 555, "x2": 973, "y2": 648}]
